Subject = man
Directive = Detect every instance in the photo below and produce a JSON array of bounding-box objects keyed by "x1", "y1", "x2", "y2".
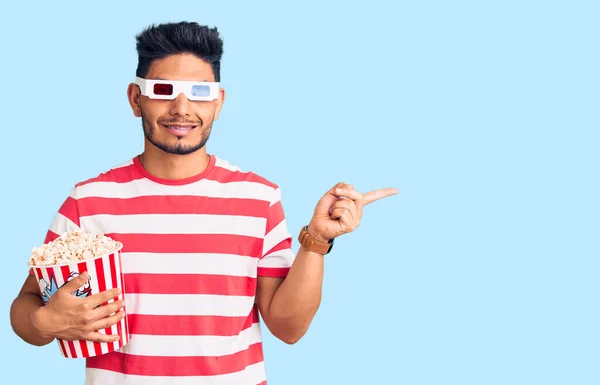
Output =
[{"x1": 10, "y1": 22, "x2": 397, "y2": 384}]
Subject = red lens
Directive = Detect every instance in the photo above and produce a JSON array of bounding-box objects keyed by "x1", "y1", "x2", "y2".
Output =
[{"x1": 153, "y1": 83, "x2": 173, "y2": 95}]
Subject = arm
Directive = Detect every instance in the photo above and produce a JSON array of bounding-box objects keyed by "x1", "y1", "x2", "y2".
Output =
[
  {"x1": 11, "y1": 188, "x2": 124, "y2": 346},
  {"x1": 257, "y1": 244, "x2": 324, "y2": 344},
  {"x1": 10, "y1": 272, "x2": 124, "y2": 346},
  {"x1": 10, "y1": 274, "x2": 55, "y2": 346},
  {"x1": 257, "y1": 182, "x2": 397, "y2": 344}
]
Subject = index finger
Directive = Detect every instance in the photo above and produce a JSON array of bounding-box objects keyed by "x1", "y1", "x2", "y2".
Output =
[
  {"x1": 86, "y1": 287, "x2": 121, "y2": 307},
  {"x1": 363, "y1": 188, "x2": 398, "y2": 205}
]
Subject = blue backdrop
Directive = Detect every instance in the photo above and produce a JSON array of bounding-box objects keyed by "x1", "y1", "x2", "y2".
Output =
[{"x1": 1, "y1": 1, "x2": 598, "y2": 384}]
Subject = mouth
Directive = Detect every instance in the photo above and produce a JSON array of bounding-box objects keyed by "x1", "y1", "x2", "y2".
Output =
[{"x1": 161, "y1": 124, "x2": 197, "y2": 137}]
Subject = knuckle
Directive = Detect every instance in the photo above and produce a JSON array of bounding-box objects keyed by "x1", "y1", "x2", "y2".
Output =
[{"x1": 82, "y1": 313, "x2": 93, "y2": 324}]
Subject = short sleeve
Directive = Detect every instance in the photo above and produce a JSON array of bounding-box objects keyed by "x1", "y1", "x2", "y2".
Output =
[
  {"x1": 29, "y1": 187, "x2": 81, "y2": 275},
  {"x1": 44, "y1": 187, "x2": 82, "y2": 243},
  {"x1": 258, "y1": 187, "x2": 294, "y2": 278}
]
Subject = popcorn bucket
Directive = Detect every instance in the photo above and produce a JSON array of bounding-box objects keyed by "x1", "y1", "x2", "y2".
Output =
[{"x1": 30, "y1": 247, "x2": 129, "y2": 358}]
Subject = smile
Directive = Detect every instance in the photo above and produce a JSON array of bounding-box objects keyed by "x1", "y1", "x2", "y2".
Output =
[{"x1": 164, "y1": 125, "x2": 196, "y2": 131}]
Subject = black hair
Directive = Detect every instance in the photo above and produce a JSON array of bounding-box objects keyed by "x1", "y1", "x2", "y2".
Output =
[{"x1": 135, "y1": 22, "x2": 223, "y2": 81}]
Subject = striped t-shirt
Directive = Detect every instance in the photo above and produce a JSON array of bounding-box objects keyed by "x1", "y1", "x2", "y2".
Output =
[{"x1": 42, "y1": 154, "x2": 294, "y2": 385}]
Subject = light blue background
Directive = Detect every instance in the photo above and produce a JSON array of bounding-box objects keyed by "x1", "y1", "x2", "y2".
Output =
[{"x1": 1, "y1": 1, "x2": 598, "y2": 384}]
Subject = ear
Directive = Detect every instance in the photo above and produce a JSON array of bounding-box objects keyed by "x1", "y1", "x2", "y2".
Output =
[
  {"x1": 127, "y1": 83, "x2": 142, "y2": 117},
  {"x1": 213, "y1": 88, "x2": 226, "y2": 121}
]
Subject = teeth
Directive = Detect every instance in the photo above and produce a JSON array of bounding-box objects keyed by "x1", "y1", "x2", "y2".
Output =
[{"x1": 166, "y1": 125, "x2": 193, "y2": 130}]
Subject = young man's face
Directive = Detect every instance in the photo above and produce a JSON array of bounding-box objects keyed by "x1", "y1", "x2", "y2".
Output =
[{"x1": 128, "y1": 53, "x2": 225, "y2": 155}]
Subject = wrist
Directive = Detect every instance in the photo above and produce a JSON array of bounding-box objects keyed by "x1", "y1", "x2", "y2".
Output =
[
  {"x1": 299, "y1": 223, "x2": 335, "y2": 255},
  {"x1": 306, "y1": 222, "x2": 330, "y2": 243},
  {"x1": 30, "y1": 306, "x2": 54, "y2": 340}
]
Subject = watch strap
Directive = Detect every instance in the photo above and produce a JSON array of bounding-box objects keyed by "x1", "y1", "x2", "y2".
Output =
[{"x1": 298, "y1": 225, "x2": 334, "y2": 255}]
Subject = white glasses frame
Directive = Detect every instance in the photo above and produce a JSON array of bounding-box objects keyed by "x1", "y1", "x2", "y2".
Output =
[{"x1": 135, "y1": 77, "x2": 220, "y2": 101}]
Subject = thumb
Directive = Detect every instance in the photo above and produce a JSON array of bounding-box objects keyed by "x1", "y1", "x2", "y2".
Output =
[{"x1": 60, "y1": 272, "x2": 88, "y2": 293}]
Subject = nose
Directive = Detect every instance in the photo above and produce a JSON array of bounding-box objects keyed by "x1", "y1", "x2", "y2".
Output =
[{"x1": 169, "y1": 93, "x2": 192, "y2": 117}]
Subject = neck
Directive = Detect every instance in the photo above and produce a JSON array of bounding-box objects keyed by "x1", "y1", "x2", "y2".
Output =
[{"x1": 138, "y1": 145, "x2": 210, "y2": 180}]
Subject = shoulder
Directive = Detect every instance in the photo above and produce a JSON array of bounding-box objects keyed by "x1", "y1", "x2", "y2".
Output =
[
  {"x1": 72, "y1": 158, "x2": 140, "y2": 192},
  {"x1": 212, "y1": 156, "x2": 280, "y2": 190}
]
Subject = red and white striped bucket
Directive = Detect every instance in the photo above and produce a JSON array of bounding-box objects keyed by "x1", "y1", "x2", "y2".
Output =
[{"x1": 30, "y1": 247, "x2": 129, "y2": 358}]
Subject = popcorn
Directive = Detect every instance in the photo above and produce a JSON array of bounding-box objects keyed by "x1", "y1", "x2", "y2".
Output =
[{"x1": 29, "y1": 229, "x2": 122, "y2": 267}]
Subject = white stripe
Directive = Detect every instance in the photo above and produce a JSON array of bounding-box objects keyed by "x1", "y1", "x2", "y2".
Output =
[
  {"x1": 120, "y1": 316, "x2": 128, "y2": 347},
  {"x1": 102, "y1": 253, "x2": 117, "y2": 354},
  {"x1": 48, "y1": 212, "x2": 80, "y2": 235},
  {"x1": 121, "y1": 323, "x2": 262, "y2": 357},
  {"x1": 125, "y1": 293, "x2": 255, "y2": 317},
  {"x1": 215, "y1": 157, "x2": 242, "y2": 172},
  {"x1": 114, "y1": 251, "x2": 129, "y2": 347},
  {"x1": 122, "y1": 252, "x2": 257, "y2": 277},
  {"x1": 73, "y1": 338, "x2": 83, "y2": 358},
  {"x1": 259, "y1": 248, "x2": 295, "y2": 268},
  {"x1": 76, "y1": 178, "x2": 274, "y2": 200},
  {"x1": 262, "y1": 219, "x2": 292, "y2": 256},
  {"x1": 57, "y1": 339, "x2": 70, "y2": 358},
  {"x1": 85, "y1": 361, "x2": 266, "y2": 385},
  {"x1": 38, "y1": 267, "x2": 55, "y2": 300},
  {"x1": 270, "y1": 187, "x2": 282, "y2": 207},
  {"x1": 111, "y1": 159, "x2": 133, "y2": 170},
  {"x1": 80, "y1": 214, "x2": 266, "y2": 238},
  {"x1": 84, "y1": 258, "x2": 109, "y2": 355}
]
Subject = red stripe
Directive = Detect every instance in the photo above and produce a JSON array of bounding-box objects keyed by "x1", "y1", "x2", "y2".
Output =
[
  {"x1": 57, "y1": 196, "x2": 80, "y2": 227},
  {"x1": 79, "y1": 340, "x2": 89, "y2": 357},
  {"x1": 94, "y1": 258, "x2": 107, "y2": 297},
  {"x1": 109, "y1": 252, "x2": 119, "y2": 298},
  {"x1": 87, "y1": 342, "x2": 264, "y2": 376},
  {"x1": 124, "y1": 273, "x2": 256, "y2": 296},
  {"x1": 77, "y1": 196, "x2": 269, "y2": 217},
  {"x1": 263, "y1": 238, "x2": 292, "y2": 257},
  {"x1": 257, "y1": 267, "x2": 290, "y2": 278},
  {"x1": 66, "y1": 340, "x2": 77, "y2": 358},
  {"x1": 58, "y1": 339, "x2": 68, "y2": 357},
  {"x1": 93, "y1": 341, "x2": 102, "y2": 357},
  {"x1": 59, "y1": 265, "x2": 71, "y2": 286},
  {"x1": 44, "y1": 230, "x2": 60, "y2": 244},
  {"x1": 256, "y1": 382, "x2": 267, "y2": 385},
  {"x1": 128, "y1": 307, "x2": 258, "y2": 336},
  {"x1": 108, "y1": 233, "x2": 263, "y2": 256},
  {"x1": 75, "y1": 157, "x2": 278, "y2": 188},
  {"x1": 76, "y1": 163, "x2": 143, "y2": 186},
  {"x1": 265, "y1": 201, "x2": 285, "y2": 233},
  {"x1": 76, "y1": 260, "x2": 89, "y2": 277}
]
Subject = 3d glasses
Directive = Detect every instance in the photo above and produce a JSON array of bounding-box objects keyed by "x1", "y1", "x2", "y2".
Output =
[{"x1": 135, "y1": 77, "x2": 220, "y2": 101}]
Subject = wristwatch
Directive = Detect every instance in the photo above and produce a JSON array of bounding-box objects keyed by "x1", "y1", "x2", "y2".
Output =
[{"x1": 298, "y1": 225, "x2": 334, "y2": 255}]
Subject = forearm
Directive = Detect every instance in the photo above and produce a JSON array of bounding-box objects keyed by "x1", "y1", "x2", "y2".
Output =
[
  {"x1": 267, "y1": 246, "x2": 324, "y2": 343},
  {"x1": 10, "y1": 293, "x2": 54, "y2": 346}
]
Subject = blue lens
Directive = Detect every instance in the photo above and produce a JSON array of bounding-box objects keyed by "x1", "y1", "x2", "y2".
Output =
[{"x1": 191, "y1": 85, "x2": 210, "y2": 97}]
